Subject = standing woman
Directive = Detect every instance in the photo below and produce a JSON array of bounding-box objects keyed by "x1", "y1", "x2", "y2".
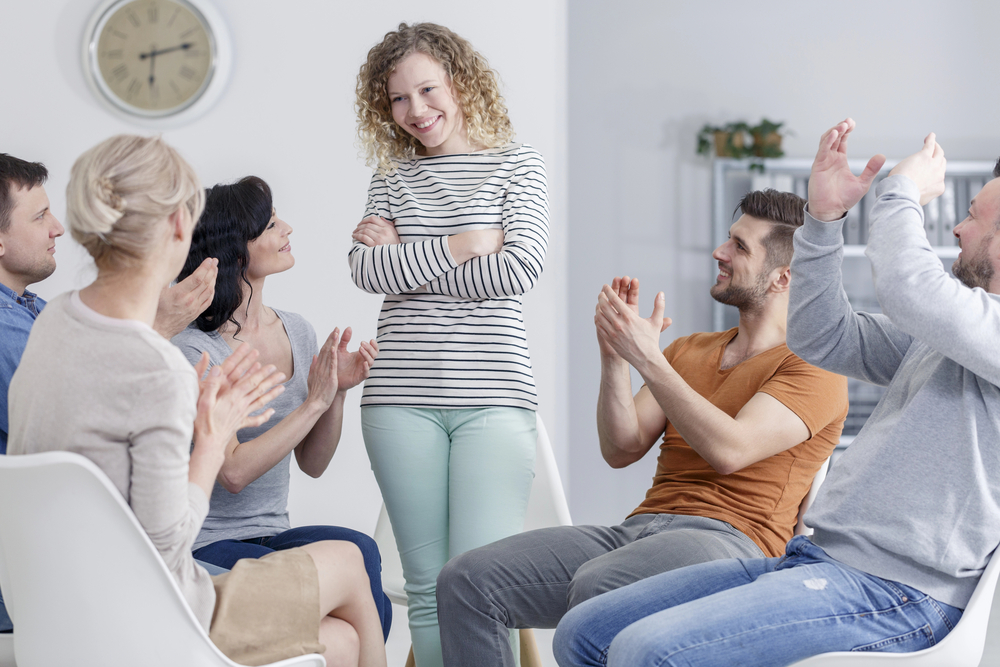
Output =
[
  {"x1": 9, "y1": 135, "x2": 386, "y2": 667},
  {"x1": 352, "y1": 22, "x2": 548, "y2": 667},
  {"x1": 171, "y1": 176, "x2": 390, "y2": 640}
]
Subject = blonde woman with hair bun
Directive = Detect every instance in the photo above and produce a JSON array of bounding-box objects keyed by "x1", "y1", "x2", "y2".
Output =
[
  {"x1": 351, "y1": 22, "x2": 549, "y2": 666},
  {"x1": 9, "y1": 135, "x2": 387, "y2": 667}
]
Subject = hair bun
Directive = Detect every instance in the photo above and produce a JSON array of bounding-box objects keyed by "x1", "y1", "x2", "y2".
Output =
[{"x1": 95, "y1": 176, "x2": 127, "y2": 214}]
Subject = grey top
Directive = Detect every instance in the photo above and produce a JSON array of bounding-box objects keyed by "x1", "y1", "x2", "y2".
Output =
[
  {"x1": 172, "y1": 309, "x2": 317, "y2": 550},
  {"x1": 8, "y1": 292, "x2": 216, "y2": 629},
  {"x1": 787, "y1": 175, "x2": 1000, "y2": 609}
]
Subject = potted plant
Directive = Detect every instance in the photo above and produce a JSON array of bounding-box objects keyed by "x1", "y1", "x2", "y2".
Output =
[
  {"x1": 697, "y1": 121, "x2": 752, "y2": 158},
  {"x1": 749, "y1": 119, "x2": 786, "y2": 158}
]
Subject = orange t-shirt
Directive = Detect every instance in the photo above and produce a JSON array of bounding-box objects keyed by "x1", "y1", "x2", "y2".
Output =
[{"x1": 629, "y1": 328, "x2": 848, "y2": 557}]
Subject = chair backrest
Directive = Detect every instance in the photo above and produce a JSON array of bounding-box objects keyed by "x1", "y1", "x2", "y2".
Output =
[
  {"x1": 374, "y1": 412, "x2": 572, "y2": 605},
  {"x1": 795, "y1": 457, "x2": 831, "y2": 537},
  {"x1": 0, "y1": 452, "x2": 324, "y2": 667},
  {"x1": 789, "y1": 547, "x2": 1000, "y2": 666},
  {"x1": 523, "y1": 413, "x2": 572, "y2": 532}
]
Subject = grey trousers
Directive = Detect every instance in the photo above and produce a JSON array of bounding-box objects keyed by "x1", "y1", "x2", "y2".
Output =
[{"x1": 436, "y1": 513, "x2": 766, "y2": 667}]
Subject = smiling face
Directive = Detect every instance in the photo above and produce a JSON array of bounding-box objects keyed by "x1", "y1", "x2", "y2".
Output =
[
  {"x1": 387, "y1": 51, "x2": 473, "y2": 156},
  {"x1": 0, "y1": 184, "x2": 65, "y2": 294},
  {"x1": 246, "y1": 208, "x2": 294, "y2": 281},
  {"x1": 710, "y1": 214, "x2": 777, "y2": 313},
  {"x1": 952, "y1": 178, "x2": 1000, "y2": 292}
]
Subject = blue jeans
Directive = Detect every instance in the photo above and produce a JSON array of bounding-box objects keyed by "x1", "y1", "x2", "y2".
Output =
[
  {"x1": 554, "y1": 536, "x2": 963, "y2": 667},
  {"x1": 193, "y1": 525, "x2": 391, "y2": 641}
]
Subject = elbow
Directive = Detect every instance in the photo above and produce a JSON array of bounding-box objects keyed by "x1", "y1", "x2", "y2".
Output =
[
  {"x1": 217, "y1": 468, "x2": 249, "y2": 495},
  {"x1": 600, "y1": 440, "x2": 643, "y2": 469},
  {"x1": 703, "y1": 449, "x2": 745, "y2": 476},
  {"x1": 711, "y1": 459, "x2": 741, "y2": 476}
]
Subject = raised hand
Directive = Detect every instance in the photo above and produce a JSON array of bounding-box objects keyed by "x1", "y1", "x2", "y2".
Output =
[
  {"x1": 154, "y1": 257, "x2": 218, "y2": 338},
  {"x1": 335, "y1": 327, "x2": 378, "y2": 391},
  {"x1": 594, "y1": 282, "x2": 672, "y2": 368},
  {"x1": 808, "y1": 118, "x2": 887, "y2": 222},
  {"x1": 352, "y1": 215, "x2": 401, "y2": 247},
  {"x1": 889, "y1": 133, "x2": 946, "y2": 206},
  {"x1": 194, "y1": 343, "x2": 286, "y2": 454},
  {"x1": 596, "y1": 276, "x2": 641, "y2": 357},
  {"x1": 306, "y1": 329, "x2": 343, "y2": 409}
]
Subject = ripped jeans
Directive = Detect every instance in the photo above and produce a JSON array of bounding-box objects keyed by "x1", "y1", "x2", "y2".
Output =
[{"x1": 553, "y1": 536, "x2": 963, "y2": 667}]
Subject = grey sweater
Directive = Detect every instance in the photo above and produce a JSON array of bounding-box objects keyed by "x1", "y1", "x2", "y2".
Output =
[
  {"x1": 8, "y1": 292, "x2": 216, "y2": 629},
  {"x1": 788, "y1": 175, "x2": 1000, "y2": 608}
]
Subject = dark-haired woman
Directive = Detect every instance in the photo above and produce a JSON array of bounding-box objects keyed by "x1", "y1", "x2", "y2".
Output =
[{"x1": 171, "y1": 176, "x2": 390, "y2": 640}]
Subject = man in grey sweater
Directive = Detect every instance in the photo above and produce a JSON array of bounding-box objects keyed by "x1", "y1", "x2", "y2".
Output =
[{"x1": 551, "y1": 118, "x2": 1000, "y2": 667}]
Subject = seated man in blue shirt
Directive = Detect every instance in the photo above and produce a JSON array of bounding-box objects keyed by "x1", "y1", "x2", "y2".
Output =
[{"x1": 0, "y1": 152, "x2": 222, "y2": 631}]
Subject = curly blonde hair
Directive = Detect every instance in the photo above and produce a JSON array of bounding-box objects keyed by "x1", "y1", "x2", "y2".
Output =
[{"x1": 356, "y1": 22, "x2": 514, "y2": 174}]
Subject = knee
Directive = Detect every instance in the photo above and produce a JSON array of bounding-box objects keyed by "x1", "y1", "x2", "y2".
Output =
[
  {"x1": 566, "y1": 559, "x2": 612, "y2": 610},
  {"x1": 311, "y1": 541, "x2": 369, "y2": 586},
  {"x1": 552, "y1": 604, "x2": 599, "y2": 667},
  {"x1": 347, "y1": 532, "x2": 382, "y2": 571},
  {"x1": 437, "y1": 548, "x2": 494, "y2": 614},
  {"x1": 606, "y1": 622, "x2": 661, "y2": 667}
]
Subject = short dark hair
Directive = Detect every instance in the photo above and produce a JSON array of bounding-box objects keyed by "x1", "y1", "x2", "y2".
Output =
[
  {"x1": 993, "y1": 157, "x2": 1000, "y2": 179},
  {"x1": 0, "y1": 154, "x2": 48, "y2": 233},
  {"x1": 179, "y1": 176, "x2": 273, "y2": 338},
  {"x1": 735, "y1": 188, "x2": 806, "y2": 270}
]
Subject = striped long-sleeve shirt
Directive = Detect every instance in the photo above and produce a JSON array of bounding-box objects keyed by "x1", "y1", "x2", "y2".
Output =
[{"x1": 349, "y1": 143, "x2": 548, "y2": 410}]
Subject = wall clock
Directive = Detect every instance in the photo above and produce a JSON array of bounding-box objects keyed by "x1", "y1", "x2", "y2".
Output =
[{"x1": 83, "y1": 0, "x2": 232, "y2": 124}]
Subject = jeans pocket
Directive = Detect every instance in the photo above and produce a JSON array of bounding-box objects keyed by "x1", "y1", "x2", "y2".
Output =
[{"x1": 851, "y1": 625, "x2": 934, "y2": 653}]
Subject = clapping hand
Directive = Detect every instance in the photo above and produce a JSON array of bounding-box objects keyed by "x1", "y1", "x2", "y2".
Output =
[
  {"x1": 193, "y1": 343, "x2": 286, "y2": 453},
  {"x1": 335, "y1": 327, "x2": 378, "y2": 392},
  {"x1": 594, "y1": 278, "x2": 672, "y2": 368},
  {"x1": 808, "y1": 118, "x2": 887, "y2": 222},
  {"x1": 154, "y1": 257, "x2": 218, "y2": 338},
  {"x1": 306, "y1": 327, "x2": 378, "y2": 408}
]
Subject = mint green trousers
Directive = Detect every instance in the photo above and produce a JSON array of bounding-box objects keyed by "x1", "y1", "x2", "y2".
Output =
[{"x1": 362, "y1": 406, "x2": 536, "y2": 667}]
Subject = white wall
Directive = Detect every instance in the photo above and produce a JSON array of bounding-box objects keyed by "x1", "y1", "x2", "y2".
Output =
[
  {"x1": 1, "y1": 0, "x2": 568, "y2": 538},
  {"x1": 567, "y1": 0, "x2": 1000, "y2": 526}
]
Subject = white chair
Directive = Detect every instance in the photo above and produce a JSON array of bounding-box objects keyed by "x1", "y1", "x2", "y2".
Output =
[
  {"x1": 0, "y1": 634, "x2": 13, "y2": 667},
  {"x1": 374, "y1": 412, "x2": 571, "y2": 667},
  {"x1": 789, "y1": 549, "x2": 1000, "y2": 666},
  {"x1": 0, "y1": 451, "x2": 325, "y2": 667},
  {"x1": 795, "y1": 457, "x2": 832, "y2": 537}
]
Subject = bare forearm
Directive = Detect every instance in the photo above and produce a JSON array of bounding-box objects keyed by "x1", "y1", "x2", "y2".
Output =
[
  {"x1": 217, "y1": 400, "x2": 327, "y2": 493},
  {"x1": 294, "y1": 391, "x2": 346, "y2": 477},
  {"x1": 636, "y1": 356, "x2": 747, "y2": 475},
  {"x1": 597, "y1": 354, "x2": 647, "y2": 468},
  {"x1": 189, "y1": 440, "x2": 225, "y2": 500}
]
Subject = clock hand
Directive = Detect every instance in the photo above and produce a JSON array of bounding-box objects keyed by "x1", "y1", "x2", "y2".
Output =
[
  {"x1": 147, "y1": 48, "x2": 156, "y2": 87},
  {"x1": 139, "y1": 43, "x2": 193, "y2": 59}
]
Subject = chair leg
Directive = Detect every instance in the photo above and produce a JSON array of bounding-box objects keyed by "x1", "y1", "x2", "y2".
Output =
[
  {"x1": 519, "y1": 628, "x2": 542, "y2": 667},
  {"x1": 404, "y1": 644, "x2": 415, "y2": 667}
]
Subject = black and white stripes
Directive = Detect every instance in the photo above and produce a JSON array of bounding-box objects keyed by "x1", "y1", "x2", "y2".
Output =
[{"x1": 348, "y1": 143, "x2": 548, "y2": 410}]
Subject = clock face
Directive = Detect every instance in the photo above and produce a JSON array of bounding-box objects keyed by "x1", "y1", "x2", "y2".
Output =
[{"x1": 90, "y1": 0, "x2": 216, "y2": 116}]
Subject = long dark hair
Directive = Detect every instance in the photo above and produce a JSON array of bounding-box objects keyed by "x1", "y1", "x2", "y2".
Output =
[{"x1": 180, "y1": 176, "x2": 272, "y2": 337}]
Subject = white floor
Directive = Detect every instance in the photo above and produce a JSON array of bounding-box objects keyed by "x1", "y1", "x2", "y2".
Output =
[{"x1": 384, "y1": 588, "x2": 1000, "y2": 667}]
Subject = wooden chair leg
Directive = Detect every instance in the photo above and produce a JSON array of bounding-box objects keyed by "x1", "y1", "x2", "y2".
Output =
[
  {"x1": 519, "y1": 628, "x2": 542, "y2": 667},
  {"x1": 404, "y1": 644, "x2": 415, "y2": 667}
]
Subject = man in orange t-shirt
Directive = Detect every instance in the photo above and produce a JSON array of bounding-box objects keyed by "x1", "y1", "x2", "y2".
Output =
[{"x1": 437, "y1": 189, "x2": 848, "y2": 667}]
